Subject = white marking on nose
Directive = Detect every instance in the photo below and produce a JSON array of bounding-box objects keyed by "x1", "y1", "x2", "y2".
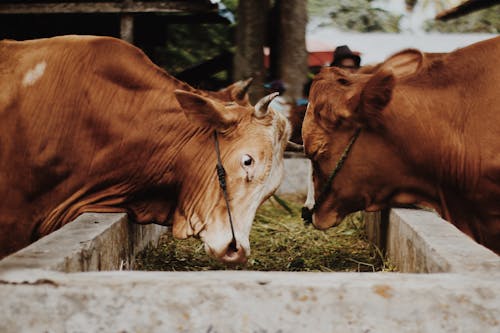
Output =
[
  {"x1": 22, "y1": 61, "x2": 46, "y2": 87},
  {"x1": 304, "y1": 160, "x2": 315, "y2": 210}
]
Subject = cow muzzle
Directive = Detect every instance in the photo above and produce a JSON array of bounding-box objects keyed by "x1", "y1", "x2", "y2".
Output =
[
  {"x1": 220, "y1": 241, "x2": 248, "y2": 264},
  {"x1": 311, "y1": 210, "x2": 343, "y2": 230},
  {"x1": 204, "y1": 240, "x2": 249, "y2": 264}
]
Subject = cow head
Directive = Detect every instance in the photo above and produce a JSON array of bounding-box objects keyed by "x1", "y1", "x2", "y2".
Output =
[
  {"x1": 172, "y1": 90, "x2": 290, "y2": 263},
  {"x1": 302, "y1": 49, "x2": 431, "y2": 230}
]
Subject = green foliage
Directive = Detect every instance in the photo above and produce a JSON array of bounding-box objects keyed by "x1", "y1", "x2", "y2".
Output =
[
  {"x1": 309, "y1": 0, "x2": 402, "y2": 32},
  {"x1": 308, "y1": 0, "x2": 337, "y2": 17},
  {"x1": 159, "y1": 23, "x2": 234, "y2": 74},
  {"x1": 424, "y1": 4, "x2": 500, "y2": 33},
  {"x1": 157, "y1": 0, "x2": 238, "y2": 74}
]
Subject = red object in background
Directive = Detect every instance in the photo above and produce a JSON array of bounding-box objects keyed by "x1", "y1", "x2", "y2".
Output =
[
  {"x1": 308, "y1": 50, "x2": 362, "y2": 68},
  {"x1": 264, "y1": 47, "x2": 361, "y2": 68},
  {"x1": 308, "y1": 51, "x2": 334, "y2": 67},
  {"x1": 264, "y1": 47, "x2": 335, "y2": 68}
]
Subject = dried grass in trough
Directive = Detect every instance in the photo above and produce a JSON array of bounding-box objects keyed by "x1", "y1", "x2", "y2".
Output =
[{"x1": 135, "y1": 195, "x2": 394, "y2": 272}]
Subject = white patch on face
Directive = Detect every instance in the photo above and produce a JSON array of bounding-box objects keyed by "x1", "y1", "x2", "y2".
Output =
[
  {"x1": 304, "y1": 160, "x2": 315, "y2": 210},
  {"x1": 22, "y1": 61, "x2": 46, "y2": 87},
  {"x1": 232, "y1": 110, "x2": 289, "y2": 254}
]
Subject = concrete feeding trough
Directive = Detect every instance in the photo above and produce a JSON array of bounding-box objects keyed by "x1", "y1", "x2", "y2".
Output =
[{"x1": 1, "y1": 156, "x2": 499, "y2": 332}]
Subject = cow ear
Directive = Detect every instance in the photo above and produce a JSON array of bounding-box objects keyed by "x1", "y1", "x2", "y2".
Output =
[
  {"x1": 380, "y1": 49, "x2": 423, "y2": 78},
  {"x1": 214, "y1": 78, "x2": 253, "y2": 105},
  {"x1": 174, "y1": 90, "x2": 238, "y2": 130},
  {"x1": 354, "y1": 69, "x2": 395, "y2": 126},
  {"x1": 230, "y1": 77, "x2": 253, "y2": 104}
]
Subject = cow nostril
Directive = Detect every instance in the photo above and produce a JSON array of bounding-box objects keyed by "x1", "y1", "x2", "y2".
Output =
[
  {"x1": 222, "y1": 241, "x2": 247, "y2": 264},
  {"x1": 226, "y1": 248, "x2": 237, "y2": 259},
  {"x1": 301, "y1": 206, "x2": 313, "y2": 225},
  {"x1": 225, "y1": 241, "x2": 239, "y2": 259},
  {"x1": 228, "y1": 239, "x2": 238, "y2": 252}
]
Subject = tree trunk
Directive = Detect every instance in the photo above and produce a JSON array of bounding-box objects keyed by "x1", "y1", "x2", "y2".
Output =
[
  {"x1": 233, "y1": 0, "x2": 270, "y2": 103},
  {"x1": 275, "y1": 0, "x2": 308, "y2": 102}
]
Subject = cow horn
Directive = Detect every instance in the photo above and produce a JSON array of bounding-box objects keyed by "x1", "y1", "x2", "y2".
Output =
[
  {"x1": 254, "y1": 92, "x2": 279, "y2": 118},
  {"x1": 286, "y1": 141, "x2": 304, "y2": 152},
  {"x1": 235, "y1": 77, "x2": 253, "y2": 100}
]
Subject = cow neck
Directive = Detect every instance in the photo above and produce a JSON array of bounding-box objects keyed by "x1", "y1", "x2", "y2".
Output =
[
  {"x1": 386, "y1": 86, "x2": 478, "y2": 192},
  {"x1": 302, "y1": 127, "x2": 362, "y2": 224}
]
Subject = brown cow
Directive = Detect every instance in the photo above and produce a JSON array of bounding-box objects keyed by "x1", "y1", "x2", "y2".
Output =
[
  {"x1": 0, "y1": 35, "x2": 290, "y2": 262},
  {"x1": 302, "y1": 36, "x2": 500, "y2": 254}
]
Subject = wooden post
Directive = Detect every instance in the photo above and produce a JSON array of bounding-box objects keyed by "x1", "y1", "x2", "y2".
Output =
[
  {"x1": 275, "y1": 0, "x2": 308, "y2": 102},
  {"x1": 233, "y1": 0, "x2": 270, "y2": 103}
]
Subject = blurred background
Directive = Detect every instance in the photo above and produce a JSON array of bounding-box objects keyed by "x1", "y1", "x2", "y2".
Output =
[{"x1": 1, "y1": 0, "x2": 498, "y2": 104}]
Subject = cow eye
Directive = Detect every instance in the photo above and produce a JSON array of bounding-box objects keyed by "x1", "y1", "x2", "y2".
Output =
[
  {"x1": 241, "y1": 154, "x2": 254, "y2": 167},
  {"x1": 337, "y1": 78, "x2": 350, "y2": 86}
]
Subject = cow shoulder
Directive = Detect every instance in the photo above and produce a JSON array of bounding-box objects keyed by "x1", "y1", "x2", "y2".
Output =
[{"x1": 86, "y1": 36, "x2": 165, "y2": 91}]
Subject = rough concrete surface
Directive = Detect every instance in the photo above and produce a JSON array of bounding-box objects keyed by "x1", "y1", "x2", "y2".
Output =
[
  {"x1": 0, "y1": 270, "x2": 499, "y2": 333},
  {"x1": 276, "y1": 154, "x2": 309, "y2": 196},
  {"x1": 388, "y1": 209, "x2": 500, "y2": 273},
  {"x1": 0, "y1": 212, "x2": 167, "y2": 272}
]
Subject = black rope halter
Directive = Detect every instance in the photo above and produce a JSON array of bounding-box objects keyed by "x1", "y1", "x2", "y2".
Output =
[
  {"x1": 302, "y1": 128, "x2": 362, "y2": 224},
  {"x1": 213, "y1": 131, "x2": 238, "y2": 251}
]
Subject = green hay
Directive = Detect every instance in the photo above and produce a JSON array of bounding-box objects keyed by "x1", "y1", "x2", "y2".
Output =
[{"x1": 135, "y1": 195, "x2": 395, "y2": 272}]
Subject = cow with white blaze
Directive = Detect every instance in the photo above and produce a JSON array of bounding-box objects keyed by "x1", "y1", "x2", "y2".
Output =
[{"x1": 0, "y1": 35, "x2": 291, "y2": 263}]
